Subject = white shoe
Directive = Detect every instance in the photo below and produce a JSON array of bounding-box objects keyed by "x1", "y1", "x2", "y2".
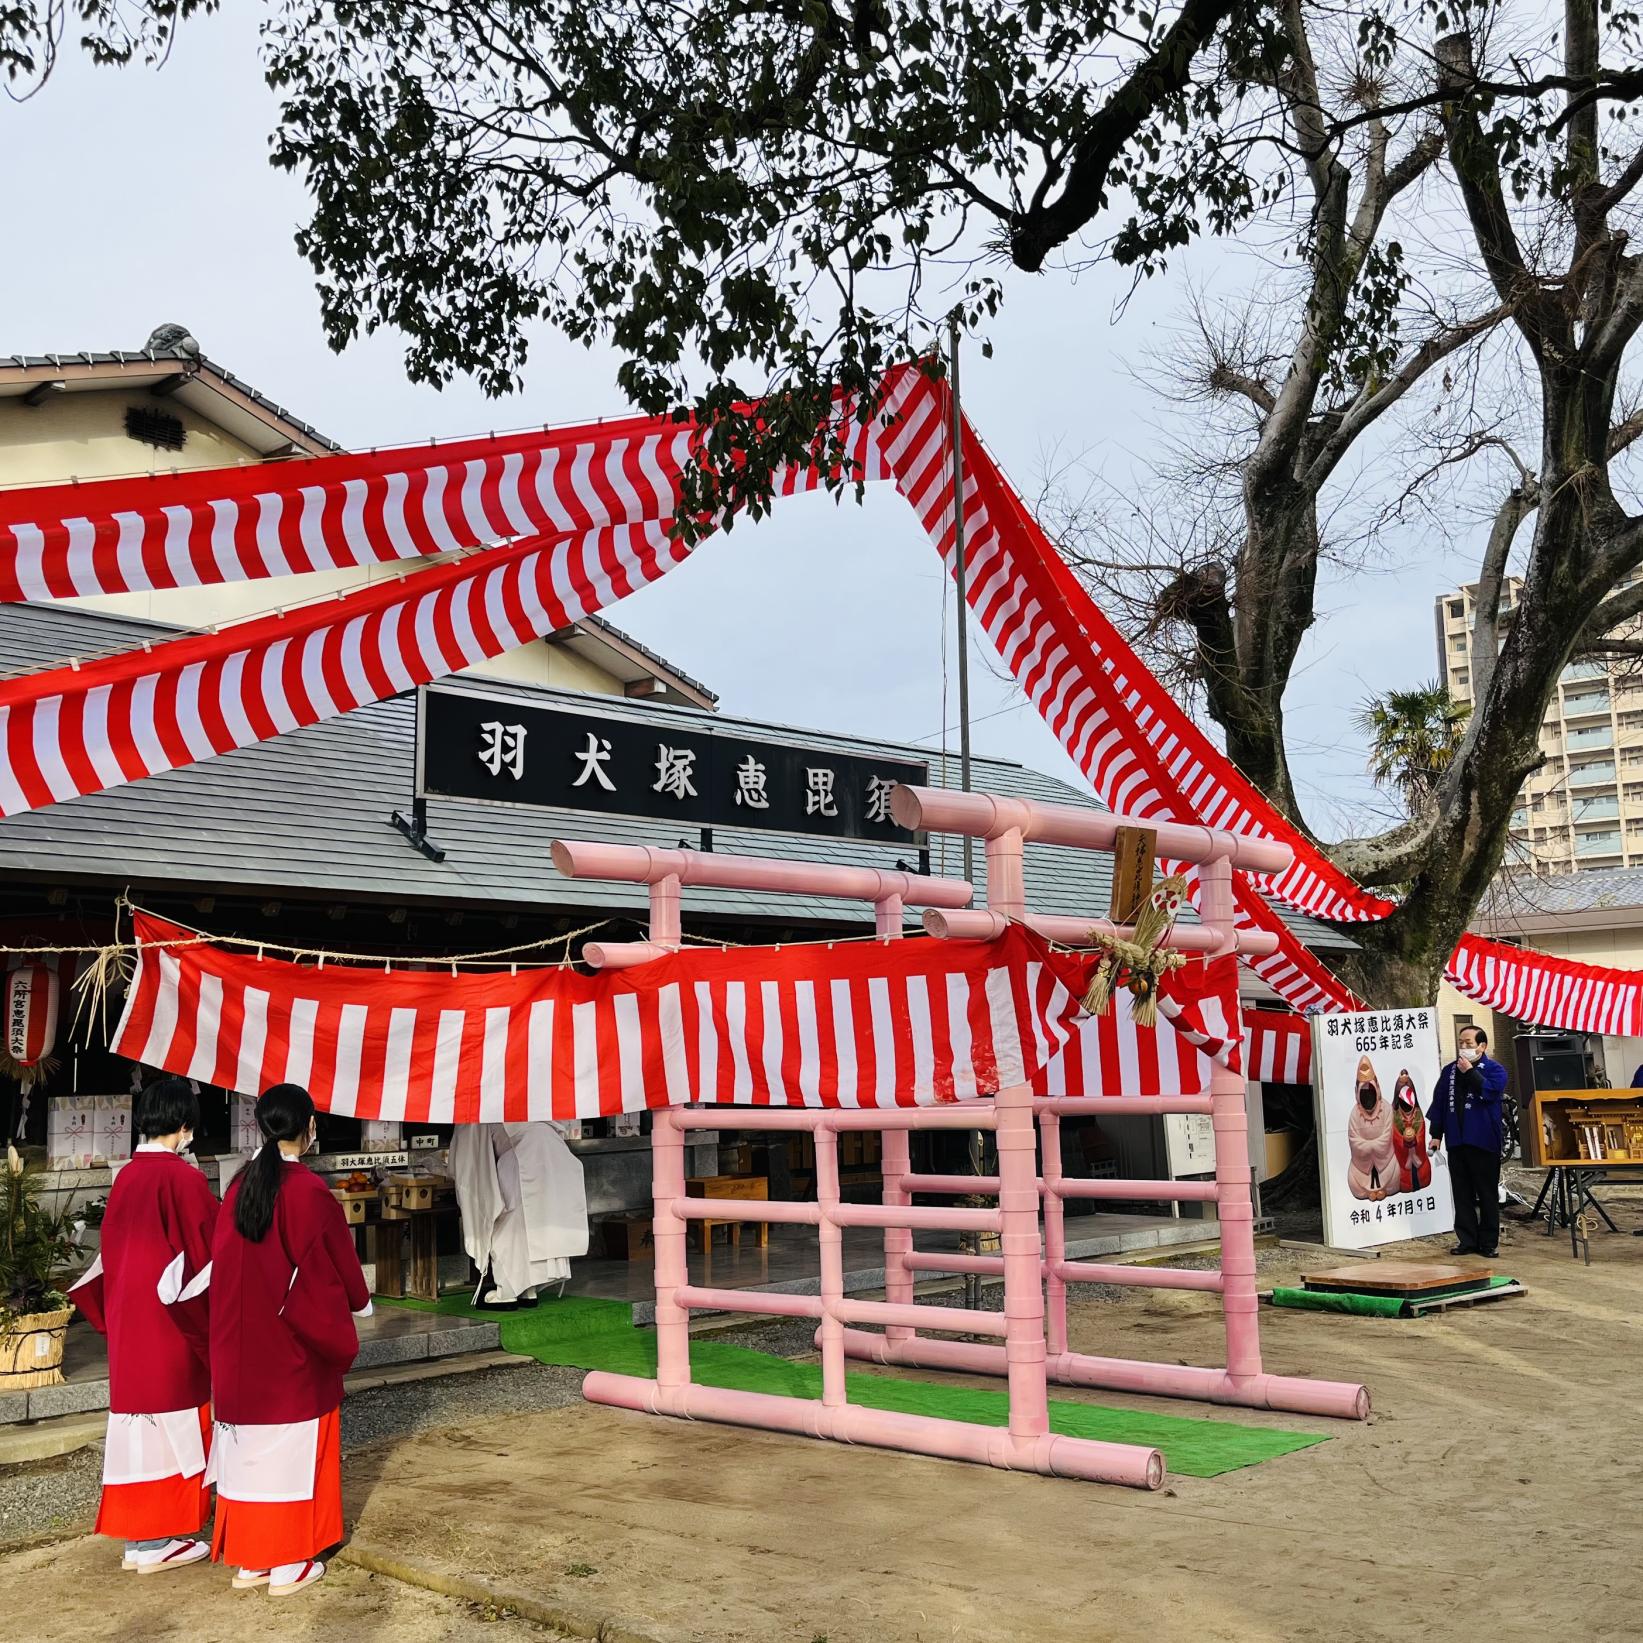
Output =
[
  {"x1": 269, "y1": 1559, "x2": 326, "y2": 1596},
  {"x1": 232, "y1": 1567, "x2": 271, "y2": 1590},
  {"x1": 133, "y1": 1538, "x2": 210, "y2": 1574}
]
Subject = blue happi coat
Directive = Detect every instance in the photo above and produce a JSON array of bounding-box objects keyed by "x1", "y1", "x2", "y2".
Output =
[{"x1": 1427, "y1": 1054, "x2": 1508, "y2": 1154}]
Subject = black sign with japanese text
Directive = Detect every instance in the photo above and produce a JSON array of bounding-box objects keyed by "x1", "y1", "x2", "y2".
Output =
[{"x1": 417, "y1": 687, "x2": 929, "y2": 845}]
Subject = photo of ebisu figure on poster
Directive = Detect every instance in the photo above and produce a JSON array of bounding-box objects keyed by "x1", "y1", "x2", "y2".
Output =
[{"x1": 1312, "y1": 1009, "x2": 1456, "y2": 1250}]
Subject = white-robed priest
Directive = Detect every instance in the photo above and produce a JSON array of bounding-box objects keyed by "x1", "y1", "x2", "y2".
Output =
[{"x1": 451, "y1": 1121, "x2": 589, "y2": 1304}]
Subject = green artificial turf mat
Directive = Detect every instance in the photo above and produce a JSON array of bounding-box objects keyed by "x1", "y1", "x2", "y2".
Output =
[
  {"x1": 384, "y1": 1292, "x2": 1329, "y2": 1478},
  {"x1": 1270, "y1": 1274, "x2": 1517, "y2": 1318},
  {"x1": 1270, "y1": 1287, "x2": 1406, "y2": 1317}
]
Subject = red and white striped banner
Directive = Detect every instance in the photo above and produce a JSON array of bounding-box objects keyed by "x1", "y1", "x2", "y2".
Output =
[
  {"x1": 4, "y1": 370, "x2": 1640, "y2": 1033},
  {"x1": 0, "y1": 366, "x2": 1407, "y2": 930},
  {"x1": 0, "y1": 415, "x2": 698, "y2": 602},
  {"x1": 113, "y1": 915, "x2": 1119, "y2": 1118},
  {"x1": 1444, "y1": 932, "x2": 1643, "y2": 1038},
  {"x1": 1242, "y1": 1010, "x2": 1313, "y2": 1084},
  {"x1": 876, "y1": 371, "x2": 1393, "y2": 930},
  {"x1": 0, "y1": 372, "x2": 1365, "y2": 1013}
]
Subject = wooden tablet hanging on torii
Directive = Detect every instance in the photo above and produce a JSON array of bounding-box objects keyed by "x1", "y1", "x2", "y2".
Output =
[{"x1": 1082, "y1": 825, "x2": 1189, "y2": 1028}]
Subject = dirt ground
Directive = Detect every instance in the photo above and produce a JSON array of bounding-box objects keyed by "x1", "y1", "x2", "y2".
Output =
[
  {"x1": 338, "y1": 1213, "x2": 1643, "y2": 1643},
  {"x1": 0, "y1": 1538, "x2": 564, "y2": 1641},
  {"x1": 5, "y1": 1203, "x2": 1639, "y2": 1643}
]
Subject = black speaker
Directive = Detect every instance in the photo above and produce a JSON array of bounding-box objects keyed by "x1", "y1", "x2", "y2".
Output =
[{"x1": 1531, "y1": 1051, "x2": 1590, "y2": 1091}]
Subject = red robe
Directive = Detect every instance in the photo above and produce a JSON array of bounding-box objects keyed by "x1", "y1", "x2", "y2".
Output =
[
  {"x1": 210, "y1": 1158, "x2": 370, "y2": 1425},
  {"x1": 69, "y1": 1147, "x2": 218, "y2": 1413},
  {"x1": 69, "y1": 1146, "x2": 219, "y2": 1545}
]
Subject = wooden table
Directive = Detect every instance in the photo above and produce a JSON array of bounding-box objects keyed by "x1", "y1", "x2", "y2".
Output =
[
  {"x1": 686, "y1": 1174, "x2": 769, "y2": 1252},
  {"x1": 366, "y1": 1200, "x2": 459, "y2": 1301}
]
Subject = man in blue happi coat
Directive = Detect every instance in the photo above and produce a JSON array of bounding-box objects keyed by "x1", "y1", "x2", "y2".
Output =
[{"x1": 1428, "y1": 1025, "x2": 1509, "y2": 1257}]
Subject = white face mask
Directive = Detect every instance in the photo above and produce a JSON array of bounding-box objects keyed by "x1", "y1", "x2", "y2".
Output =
[{"x1": 177, "y1": 1129, "x2": 194, "y2": 1154}]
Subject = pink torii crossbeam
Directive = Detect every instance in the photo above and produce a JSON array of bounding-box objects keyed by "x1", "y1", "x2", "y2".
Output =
[{"x1": 553, "y1": 790, "x2": 1368, "y2": 1493}]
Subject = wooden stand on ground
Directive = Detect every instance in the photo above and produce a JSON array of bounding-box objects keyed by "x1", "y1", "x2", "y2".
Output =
[
  {"x1": 1301, "y1": 1260, "x2": 1494, "y2": 1299},
  {"x1": 371, "y1": 1182, "x2": 457, "y2": 1301},
  {"x1": 686, "y1": 1175, "x2": 770, "y2": 1252},
  {"x1": 1287, "y1": 1260, "x2": 1525, "y2": 1315}
]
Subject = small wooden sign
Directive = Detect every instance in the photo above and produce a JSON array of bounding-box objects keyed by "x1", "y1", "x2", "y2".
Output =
[
  {"x1": 321, "y1": 1150, "x2": 409, "y2": 1172},
  {"x1": 1108, "y1": 826, "x2": 1157, "y2": 926}
]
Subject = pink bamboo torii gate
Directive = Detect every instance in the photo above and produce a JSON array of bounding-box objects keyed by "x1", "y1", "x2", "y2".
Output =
[
  {"x1": 550, "y1": 789, "x2": 1368, "y2": 1492},
  {"x1": 853, "y1": 787, "x2": 1369, "y2": 1421}
]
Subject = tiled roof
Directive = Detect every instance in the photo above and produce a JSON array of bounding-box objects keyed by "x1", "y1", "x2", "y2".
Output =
[
  {"x1": 2, "y1": 348, "x2": 343, "y2": 452},
  {"x1": 1479, "y1": 863, "x2": 1643, "y2": 920},
  {"x1": 0, "y1": 603, "x2": 1354, "y2": 948},
  {"x1": 575, "y1": 614, "x2": 718, "y2": 705}
]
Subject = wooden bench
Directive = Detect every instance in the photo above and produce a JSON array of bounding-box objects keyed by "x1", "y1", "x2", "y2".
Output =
[{"x1": 686, "y1": 1174, "x2": 770, "y2": 1252}]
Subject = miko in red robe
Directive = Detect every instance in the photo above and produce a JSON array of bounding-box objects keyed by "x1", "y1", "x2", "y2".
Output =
[
  {"x1": 208, "y1": 1084, "x2": 370, "y2": 1598},
  {"x1": 68, "y1": 1077, "x2": 218, "y2": 1573}
]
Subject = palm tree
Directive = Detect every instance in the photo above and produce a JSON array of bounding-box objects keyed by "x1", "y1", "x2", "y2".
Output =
[{"x1": 1355, "y1": 683, "x2": 1471, "y2": 815}]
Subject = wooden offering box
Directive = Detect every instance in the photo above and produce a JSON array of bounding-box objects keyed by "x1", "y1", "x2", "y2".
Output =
[
  {"x1": 602, "y1": 1215, "x2": 654, "y2": 1260},
  {"x1": 331, "y1": 1188, "x2": 377, "y2": 1225},
  {"x1": 382, "y1": 1175, "x2": 450, "y2": 1217},
  {"x1": 1527, "y1": 1088, "x2": 1643, "y2": 1166}
]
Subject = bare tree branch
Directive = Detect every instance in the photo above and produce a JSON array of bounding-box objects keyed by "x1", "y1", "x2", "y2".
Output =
[{"x1": 1306, "y1": 300, "x2": 1513, "y2": 487}]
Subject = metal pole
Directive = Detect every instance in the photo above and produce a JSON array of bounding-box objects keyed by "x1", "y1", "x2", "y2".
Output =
[
  {"x1": 948, "y1": 317, "x2": 974, "y2": 887},
  {"x1": 949, "y1": 318, "x2": 984, "y2": 1310}
]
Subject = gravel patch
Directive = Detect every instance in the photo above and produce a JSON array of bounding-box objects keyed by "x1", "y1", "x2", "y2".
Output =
[
  {"x1": 342, "y1": 1361, "x2": 585, "y2": 1453},
  {"x1": 0, "y1": 1445, "x2": 102, "y2": 1548}
]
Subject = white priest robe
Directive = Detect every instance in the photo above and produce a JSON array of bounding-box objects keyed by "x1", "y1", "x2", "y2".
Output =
[{"x1": 451, "y1": 1123, "x2": 589, "y2": 1303}]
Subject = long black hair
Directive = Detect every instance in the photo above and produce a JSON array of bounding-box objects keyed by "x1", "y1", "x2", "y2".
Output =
[{"x1": 234, "y1": 1083, "x2": 316, "y2": 1243}]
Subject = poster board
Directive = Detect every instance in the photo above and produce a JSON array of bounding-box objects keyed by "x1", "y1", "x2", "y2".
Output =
[
  {"x1": 1163, "y1": 1111, "x2": 1216, "y2": 1176},
  {"x1": 1311, "y1": 1008, "x2": 1454, "y2": 1250}
]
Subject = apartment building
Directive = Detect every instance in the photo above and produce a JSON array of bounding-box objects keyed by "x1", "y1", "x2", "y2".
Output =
[{"x1": 1436, "y1": 577, "x2": 1643, "y2": 875}]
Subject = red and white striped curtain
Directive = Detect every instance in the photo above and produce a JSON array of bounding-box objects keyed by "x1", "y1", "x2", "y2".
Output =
[
  {"x1": 1444, "y1": 932, "x2": 1643, "y2": 1038},
  {"x1": 1, "y1": 368, "x2": 1637, "y2": 1035},
  {"x1": 1034, "y1": 982, "x2": 1241, "y2": 1098},
  {"x1": 115, "y1": 914, "x2": 1130, "y2": 1118},
  {"x1": 1242, "y1": 1010, "x2": 1313, "y2": 1084}
]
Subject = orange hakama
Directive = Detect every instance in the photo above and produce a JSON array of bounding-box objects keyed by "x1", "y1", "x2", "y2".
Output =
[
  {"x1": 209, "y1": 1407, "x2": 343, "y2": 1571},
  {"x1": 93, "y1": 1404, "x2": 213, "y2": 1541}
]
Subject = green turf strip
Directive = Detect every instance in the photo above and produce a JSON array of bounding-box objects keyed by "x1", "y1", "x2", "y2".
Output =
[
  {"x1": 384, "y1": 1292, "x2": 1329, "y2": 1478},
  {"x1": 1269, "y1": 1274, "x2": 1517, "y2": 1318}
]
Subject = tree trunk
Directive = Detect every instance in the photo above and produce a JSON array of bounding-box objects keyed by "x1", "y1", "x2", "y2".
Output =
[
  {"x1": 1229, "y1": 481, "x2": 1321, "y2": 824},
  {"x1": 1328, "y1": 352, "x2": 1635, "y2": 1005},
  {"x1": 1172, "y1": 485, "x2": 1320, "y2": 830}
]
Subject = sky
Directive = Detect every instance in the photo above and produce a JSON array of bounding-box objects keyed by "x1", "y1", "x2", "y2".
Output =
[{"x1": 0, "y1": 10, "x2": 1490, "y2": 836}]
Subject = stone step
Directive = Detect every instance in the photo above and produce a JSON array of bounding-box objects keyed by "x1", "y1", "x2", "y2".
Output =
[{"x1": 1, "y1": 1311, "x2": 500, "y2": 1425}]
